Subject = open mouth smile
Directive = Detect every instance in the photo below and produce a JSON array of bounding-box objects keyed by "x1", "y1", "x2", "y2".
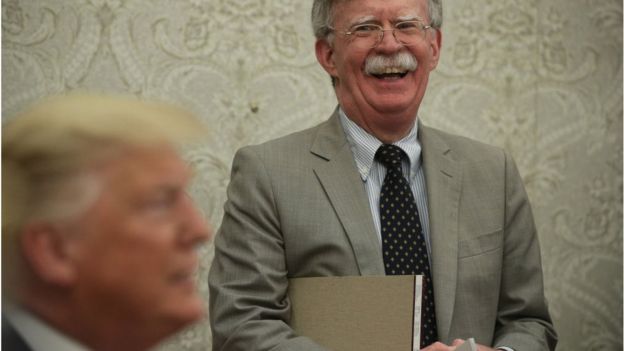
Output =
[{"x1": 369, "y1": 67, "x2": 409, "y2": 79}]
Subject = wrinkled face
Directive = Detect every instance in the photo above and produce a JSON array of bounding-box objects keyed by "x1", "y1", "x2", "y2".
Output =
[
  {"x1": 316, "y1": 0, "x2": 441, "y2": 135},
  {"x1": 65, "y1": 144, "x2": 210, "y2": 340}
]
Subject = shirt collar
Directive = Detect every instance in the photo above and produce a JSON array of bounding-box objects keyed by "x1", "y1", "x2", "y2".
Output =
[
  {"x1": 4, "y1": 304, "x2": 91, "y2": 351},
  {"x1": 339, "y1": 108, "x2": 422, "y2": 181}
]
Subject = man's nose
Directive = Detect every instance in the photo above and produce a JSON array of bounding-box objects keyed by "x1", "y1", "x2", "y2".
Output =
[
  {"x1": 375, "y1": 29, "x2": 403, "y2": 53},
  {"x1": 179, "y1": 194, "x2": 212, "y2": 246}
]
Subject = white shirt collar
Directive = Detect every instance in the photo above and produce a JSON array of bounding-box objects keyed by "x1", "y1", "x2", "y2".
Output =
[
  {"x1": 338, "y1": 108, "x2": 422, "y2": 181},
  {"x1": 4, "y1": 304, "x2": 91, "y2": 351}
]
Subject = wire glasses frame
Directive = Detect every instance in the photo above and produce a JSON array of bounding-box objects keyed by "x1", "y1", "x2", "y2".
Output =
[{"x1": 328, "y1": 20, "x2": 432, "y2": 49}]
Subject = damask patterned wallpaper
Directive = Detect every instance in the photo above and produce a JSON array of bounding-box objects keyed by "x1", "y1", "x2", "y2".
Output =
[{"x1": 2, "y1": 0, "x2": 622, "y2": 350}]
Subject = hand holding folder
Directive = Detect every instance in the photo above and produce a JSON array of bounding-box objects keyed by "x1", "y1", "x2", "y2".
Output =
[
  {"x1": 454, "y1": 338, "x2": 477, "y2": 351},
  {"x1": 288, "y1": 276, "x2": 479, "y2": 351}
]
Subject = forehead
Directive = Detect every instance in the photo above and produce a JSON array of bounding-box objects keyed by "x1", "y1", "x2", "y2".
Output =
[
  {"x1": 333, "y1": 0, "x2": 428, "y2": 24},
  {"x1": 97, "y1": 144, "x2": 189, "y2": 192}
]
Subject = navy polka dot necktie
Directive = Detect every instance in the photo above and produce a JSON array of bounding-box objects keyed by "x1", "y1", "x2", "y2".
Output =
[{"x1": 375, "y1": 144, "x2": 438, "y2": 348}]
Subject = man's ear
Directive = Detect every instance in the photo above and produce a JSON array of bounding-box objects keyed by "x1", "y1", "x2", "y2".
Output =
[
  {"x1": 428, "y1": 28, "x2": 442, "y2": 70},
  {"x1": 20, "y1": 223, "x2": 79, "y2": 287},
  {"x1": 315, "y1": 38, "x2": 338, "y2": 77}
]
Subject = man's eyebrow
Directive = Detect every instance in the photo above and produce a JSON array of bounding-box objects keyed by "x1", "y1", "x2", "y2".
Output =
[
  {"x1": 347, "y1": 14, "x2": 425, "y2": 27},
  {"x1": 349, "y1": 15, "x2": 377, "y2": 27},
  {"x1": 396, "y1": 14, "x2": 424, "y2": 22}
]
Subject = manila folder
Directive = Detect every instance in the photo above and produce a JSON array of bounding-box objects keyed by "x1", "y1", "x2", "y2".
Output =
[{"x1": 288, "y1": 275, "x2": 422, "y2": 351}]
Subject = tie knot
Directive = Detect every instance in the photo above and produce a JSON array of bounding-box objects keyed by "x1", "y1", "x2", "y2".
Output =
[{"x1": 375, "y1": 144, "x2": 405, "y2": 169}]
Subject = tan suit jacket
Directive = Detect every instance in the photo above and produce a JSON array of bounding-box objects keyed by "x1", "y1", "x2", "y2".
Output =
[{"x1": 208, "y1": 110, "x2": 556, "y2": 351}]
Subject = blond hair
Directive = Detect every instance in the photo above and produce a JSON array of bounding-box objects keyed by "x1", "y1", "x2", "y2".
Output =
[{"x1": 2, "y1": 94, "x2": 207, "y2": 293}]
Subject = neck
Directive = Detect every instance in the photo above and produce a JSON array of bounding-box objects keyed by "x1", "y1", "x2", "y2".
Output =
[
  {"x1": 341, "y1": 106, "x2": 417, "y2": 144},
  {"x1": 336, "y1": 89, "x2": 419, "y2": 144},
  {"x1": 369, "y1": 124, "x2": 414, "y2": 144}
]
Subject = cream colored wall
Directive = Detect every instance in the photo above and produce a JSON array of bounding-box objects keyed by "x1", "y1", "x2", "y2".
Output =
[{"x1": 2, "y1": 0, "x2": 622, "y2": 350}]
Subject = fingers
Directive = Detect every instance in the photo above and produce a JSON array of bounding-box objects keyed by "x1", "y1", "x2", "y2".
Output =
[
  {"x1": 451, "y1": 339, "x2": 465, "y2": 346},
  {"x1": 421, "y1": 341, "x2": 455, "y2": 350}
]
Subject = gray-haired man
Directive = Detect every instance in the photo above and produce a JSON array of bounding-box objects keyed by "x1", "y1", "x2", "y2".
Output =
[{"x1": 209, "y1": 1, "x2": 557, "y2": 350}]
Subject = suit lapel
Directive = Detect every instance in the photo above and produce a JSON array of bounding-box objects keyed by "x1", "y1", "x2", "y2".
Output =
[
  {"x1": 420, "y1": 124, "x2": 462, "y2": 341},
  {"x1": 308, "y1": 114, "x2": 462, "y2": 334},
  {"x1": 310, "y1": 110, "x2": 385, "y2": 276}
]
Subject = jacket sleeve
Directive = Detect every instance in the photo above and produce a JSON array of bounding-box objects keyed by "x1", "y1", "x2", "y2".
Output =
[
  {"x1": 208, "y1": 146, "x2": 329, "y2": 351},
  {"x1": 492, "y1": 151, "x2": 558, "y2": 350}
]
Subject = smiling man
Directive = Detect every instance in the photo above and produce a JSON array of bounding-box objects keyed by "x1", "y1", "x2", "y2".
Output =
[
  {"x1": 208, "y1": 1, "x2": 557, "y2": 351},
  {"x1": 2, "y1": 95, "x2": 211, "y2": 351}
]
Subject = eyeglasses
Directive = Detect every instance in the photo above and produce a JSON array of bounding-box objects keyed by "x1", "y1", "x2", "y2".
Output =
[{"x1": 329, "y1": 21, "x2": 432, "y2": 49}]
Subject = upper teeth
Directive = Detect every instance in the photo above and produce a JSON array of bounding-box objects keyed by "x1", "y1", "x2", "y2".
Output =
[{"x1": 383, "y1": 67, "x2": 403, "y2": 74}]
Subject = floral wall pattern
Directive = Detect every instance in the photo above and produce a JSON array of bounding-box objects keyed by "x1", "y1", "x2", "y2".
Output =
[{"x1": 2, "y1": 0, "x2": 621, "y2": 350}]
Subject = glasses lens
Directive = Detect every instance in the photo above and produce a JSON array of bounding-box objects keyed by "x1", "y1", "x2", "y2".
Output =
[
  {"x1": 347, "y1": 22, "x2": 427, "y2": 49},
  {"x1": 349, "y1": 24, "x2": 382, "y2": 49},
  {"x1": 394, "y1": 22, "x2": 426, "y2": 46}
]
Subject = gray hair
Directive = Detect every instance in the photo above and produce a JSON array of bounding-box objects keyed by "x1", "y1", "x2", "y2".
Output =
[{"x1": 311, "y1": 0, "x2": 443, "y2": 40}]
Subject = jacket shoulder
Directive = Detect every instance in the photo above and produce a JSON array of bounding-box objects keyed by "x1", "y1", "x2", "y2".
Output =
[
  {"x1": 236, "y1": 117, "x2": 333, "y2": 161},
  {"x1": 422, "y1": 125, "x2": 506, "y2": 162}
]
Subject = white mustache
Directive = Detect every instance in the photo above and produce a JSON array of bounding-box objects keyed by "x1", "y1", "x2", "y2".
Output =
[{"x1": 364, "y1": 52, "x2": 418, "y2": 75}]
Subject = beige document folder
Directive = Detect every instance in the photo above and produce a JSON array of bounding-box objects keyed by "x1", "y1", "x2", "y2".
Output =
[{"x1": 288, "y1": 275, "x2": 423, "y2": 351}]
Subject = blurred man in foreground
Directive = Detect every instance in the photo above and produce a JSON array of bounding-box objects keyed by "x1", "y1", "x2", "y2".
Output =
[{"x1": 2, "y1": 94, "x2": 211, "y2": 351}]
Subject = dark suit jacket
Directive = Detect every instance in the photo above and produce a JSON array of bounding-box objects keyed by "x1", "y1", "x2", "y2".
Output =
[
  {"x1": 2, "y1": 315, "x2": 33, "y2": 351},
  {"x1": 208, "y1": 109, "x2": 557, "y2": 351}
]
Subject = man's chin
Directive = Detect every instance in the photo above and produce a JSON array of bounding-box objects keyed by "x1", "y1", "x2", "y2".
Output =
[
  {"x1": 369, "y1": 98, "x2": 418, "y2": 116},
  {"x1": 162, "y1": 299, "x2": 206, "y2": 328}
]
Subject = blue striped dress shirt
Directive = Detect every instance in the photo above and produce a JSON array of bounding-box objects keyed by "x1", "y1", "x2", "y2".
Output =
[{"x1": 338, "y1": 109, "x2": 432, "y2": 258}]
